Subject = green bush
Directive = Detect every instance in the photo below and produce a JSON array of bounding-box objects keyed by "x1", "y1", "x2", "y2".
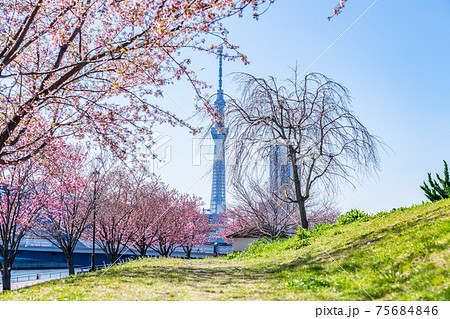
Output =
[
  {"x1": 284, "y1": 228, "x2": 313, "y2": 250},
  {"x1": 375, "y1": 211, "x2": 390, "y2": 218},
  {"x1": 420, "y1": 160, "x2": 450, "y2": 202},
  {"x1": 337, "y1": 209, "x2": 370, "y2": 225},
  {"x1": 296, "y1": 228, "x2": 313, "y2": 240}
]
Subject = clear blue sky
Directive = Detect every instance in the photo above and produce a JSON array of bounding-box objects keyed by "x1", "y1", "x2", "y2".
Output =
[{"x1": 144, "y1": 0, "x2": 450, "y2": 214}]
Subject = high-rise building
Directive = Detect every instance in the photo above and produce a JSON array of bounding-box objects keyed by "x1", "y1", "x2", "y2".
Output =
[
  {"x1": 210, "y1": 47, "x2": 228, "y2": 216},
  {"x1": 269, "y1": 144, "x2": 291, "y2": 195}
]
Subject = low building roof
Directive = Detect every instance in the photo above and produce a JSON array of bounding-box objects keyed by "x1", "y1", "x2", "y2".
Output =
[{"x1": 226, "y1": 225, "x2": 295, "y2": 239}]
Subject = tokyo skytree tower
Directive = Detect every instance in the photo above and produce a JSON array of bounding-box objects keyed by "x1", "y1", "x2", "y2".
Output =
[{"x1": 210, "y1": 47, "x2": 228, "y2": 216}]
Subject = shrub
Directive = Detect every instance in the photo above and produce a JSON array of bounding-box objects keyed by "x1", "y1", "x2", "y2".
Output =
[
  {"x1": 337, "y1": 209, "x2": 370, "y2": 225},
  {"x1": 420, "y1": 160, "x2": 450, "y2": 202},
  {"x1": 287, "y1": 238, "x2": 311, "y2": 250},
  {"x1": 296, "y1": 228, "x2": 313, "y2": 240},
  {"x1": 284, "y1": 228, "x2": 312, "y2": 250},
  {"x1": 376, "y1": 207, "x2": 408, "y2": 218}
]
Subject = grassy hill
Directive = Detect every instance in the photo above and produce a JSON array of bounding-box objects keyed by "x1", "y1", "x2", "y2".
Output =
[{"x1": 1, "y1": 199, "x2": 449, "y2": 300}]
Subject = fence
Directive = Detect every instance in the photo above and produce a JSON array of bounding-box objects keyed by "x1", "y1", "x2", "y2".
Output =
[{"x1": 2, "y1": 266, "x2": 91, "y2": 284}]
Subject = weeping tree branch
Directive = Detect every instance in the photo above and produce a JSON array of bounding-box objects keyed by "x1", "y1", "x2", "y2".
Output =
[{"x1": 225, "y1": 70, "x2": 382, "y2": 229}]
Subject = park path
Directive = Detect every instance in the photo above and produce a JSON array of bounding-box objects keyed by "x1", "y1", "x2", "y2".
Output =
[{"x1": 0, "y1": 278, "x2": 54, "y2": 292}]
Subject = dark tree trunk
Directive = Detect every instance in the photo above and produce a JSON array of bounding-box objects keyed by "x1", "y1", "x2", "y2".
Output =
[
  {"x1": 102, "y1": 243, "x2": 119, "y2": 264},
  {"x1": 66, "y1": 254, "x2": 75, "y2": 276},
  {"x1": 167, "y1": 246, "x2": 175, "y2": 257},
  {"x1": 185, "y1": 247, "x2": 192, "y2": 259},
  {"x1": 108, "y1": 252, "x2": 118, "y2": 264},
  {"x1": 289, "y1": 148, "x2": 309, "y2": 229},
  {"x1": 138, "y1": 246, "x2": 148, "y2": 257},
  {"x1": 1, "y1": 264, "x2": 11, "y2": 292},
  {"x1": 298, "y1": 197, "x2": 309, "y2": 230},
  {"x1": 158, "y1": 241, "x2": 169, "y2": 257}
]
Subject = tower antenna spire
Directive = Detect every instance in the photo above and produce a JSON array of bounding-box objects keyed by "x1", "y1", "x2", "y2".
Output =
[{"x1": 218, "y1": 45, "x2": 223, "y2": 93}]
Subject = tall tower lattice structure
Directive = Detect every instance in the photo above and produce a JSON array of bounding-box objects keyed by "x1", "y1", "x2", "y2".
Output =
[{"x1": 210, "y1": 47, "x2": 228, "y2": 216}]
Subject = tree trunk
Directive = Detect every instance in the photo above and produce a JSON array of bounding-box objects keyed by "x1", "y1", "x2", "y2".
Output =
[
  {"x1": 185, "y1": 247, "x2": 192, "y2": 259},
  {"x1": 1, "y1": 266, "x2": 11, "y2": 292},
  {"x1": 288, "y1": 148, "x2": 309, "y2": 229},
  {"x1": 66, "y1": 254, "x2": 75, "y2": 276},
  {"x1": 298, "y1": 197, "x2": 309, "y2": 230},
  {"x1": 109, "y1": 253, "x2": 118, "y2": 264},
  {"x1": 139, "y1": 246, "x2": 148, "y2": 257},
  {"x1": 167, "y1": 246, "x2": 175, "y2": 257},
  {"x1": 159, "y1": 243, "x2": 168, "y2": 257}
]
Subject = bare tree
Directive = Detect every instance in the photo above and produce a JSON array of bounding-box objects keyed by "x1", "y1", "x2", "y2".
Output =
[
  {"x1": 227, "y1": 176, "x2": 298, "y2": 239},
  {"x1": 226, "y1": 71, "x2": 381, "y2": 229}
]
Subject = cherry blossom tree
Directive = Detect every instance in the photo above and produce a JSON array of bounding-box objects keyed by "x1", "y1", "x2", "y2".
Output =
[
  {"x1": 0, "y1": 160, "x2": 45, "y2": 291},
  {"x1": 126, "y1": 179, "x2": 164, "y2": 257},
  {"x1": 93, "y1": 167, "x2": 136, "y2": 264},
  {"x1": 125, "y1": 178, "x2": 209, "y2": 259},
  {"x1": 0, "y1": 0, "x2": 274, "y2": 165},
  {"x1": 150, "y1": 188, "x2": 185, "y2": 257},
  {"x1": 179, "y1": 194, "x2": 210, "y2": 259},
  {"x1": 34, "y1": 147, "x2": 97, "y2": 275},
  {"x1": 216, "y1": 208, "x2": 252, "y2": 244}
]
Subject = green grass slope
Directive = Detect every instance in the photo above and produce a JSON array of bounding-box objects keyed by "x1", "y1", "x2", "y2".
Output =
[{"x1": 1, "y1": 199, "x2": 449, "y2": 300}]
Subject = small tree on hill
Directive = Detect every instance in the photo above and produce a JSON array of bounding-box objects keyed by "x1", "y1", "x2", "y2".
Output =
[{"x1": 421, "y1": 160, "x2": 450, "y2": 202}]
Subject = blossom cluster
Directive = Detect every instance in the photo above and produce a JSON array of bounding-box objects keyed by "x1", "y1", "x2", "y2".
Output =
[
  {"x1": 328, "y1": 0, "x2": 348, "y2": 20},
  {"x1": 0, "y1": 0, "x2": 272, "y2": 165}
]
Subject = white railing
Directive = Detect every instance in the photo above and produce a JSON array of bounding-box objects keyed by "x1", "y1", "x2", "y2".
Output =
[{"x1": 0, "y1": 267, "x2": 91, "y2": 284}]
